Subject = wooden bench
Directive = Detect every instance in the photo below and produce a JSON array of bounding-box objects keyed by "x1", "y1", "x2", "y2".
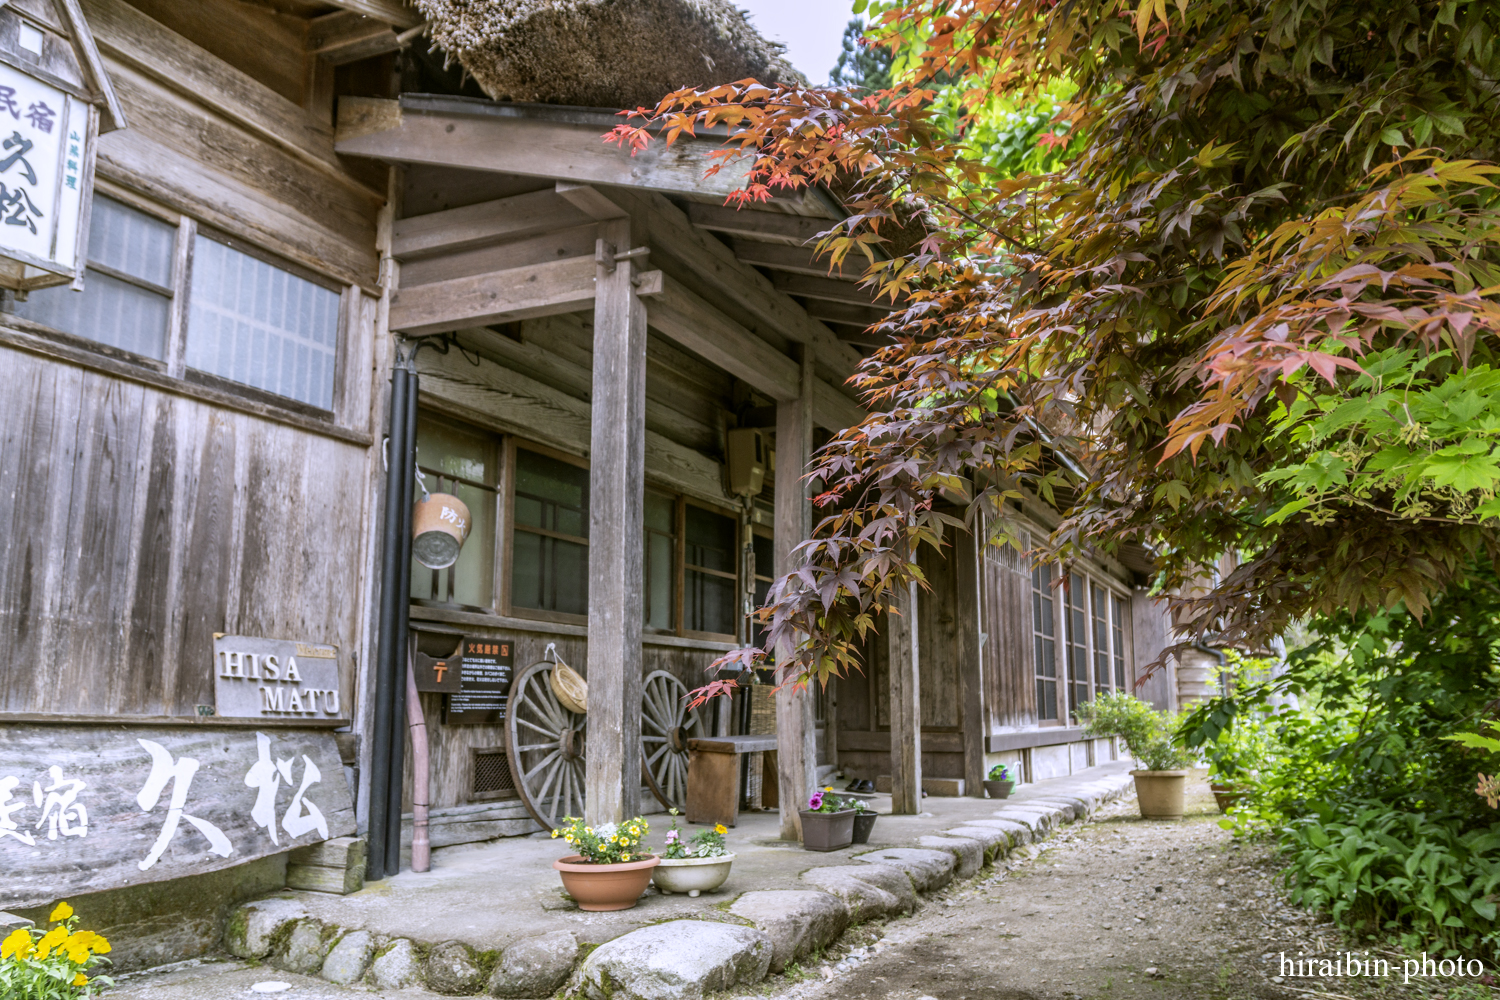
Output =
[{"x1": 685, "y1": 734, "x2": 778, "y2": 828}]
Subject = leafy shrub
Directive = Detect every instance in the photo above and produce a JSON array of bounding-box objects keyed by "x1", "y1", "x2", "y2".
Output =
[
  {"x1": 0, "y1": 903, "x2": 113, "y2": 999},
  {"x1": 987, "y1": 763, "x2": 1013, "y2": 781},
  {"x1": 659, "y1": 810, "x2": 730, "y2": 859},
  {"x1": 550, "y1": 816, "x2": 649, "y2": 864},
  {"x1": 1282, "y1": 806, "x2": 1500, "y2": 955},
  {"x1": 806, "y1": 788, "x2": 854, "y2": 813},
  {"x1": 1077, "y1": 693, "x2": 1194, "y2": 770}
]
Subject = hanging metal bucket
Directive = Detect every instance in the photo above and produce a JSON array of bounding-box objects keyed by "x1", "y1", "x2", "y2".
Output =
[{"x1": 412, "y1": 493, "x2": 472, "y2": 569}]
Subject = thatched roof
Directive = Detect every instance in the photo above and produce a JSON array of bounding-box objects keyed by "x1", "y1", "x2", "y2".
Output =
[{"x1": 412, "y1": 0, "x2": 804, "y2": 110}]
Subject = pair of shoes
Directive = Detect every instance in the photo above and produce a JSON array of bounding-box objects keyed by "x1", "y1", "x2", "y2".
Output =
[{"x1": 847, "y1": 779, "x2": 875, "y2": 793}]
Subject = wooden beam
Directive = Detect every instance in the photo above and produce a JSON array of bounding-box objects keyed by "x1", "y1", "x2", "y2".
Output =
[
  {"x1": 730, "y1": 238, "x2": 858, "y2": 279},
  {"x1": 888, "y1": 581, "x2": 921, "y2": 815},
  {"x1": 586, "y1": 217, "x2": 647, "y2": 826},
  {"x1": 651, "y1": 276, "x2": 866, "y2": 431},
  {"x1": 774, "y1": 347, "x2": 818, "y2": 841},
  {"x1": 392, "y1": 190, "x2": 594, "y2": 260},
  {"x1": 389, "y1": 256, "x2": 595, "y2": 335},
  {"x1": 320, "y1": 0, "x2": 423, "y2": 29},
  {"x1": 802, "y1": 300, "x2": 893, "y2": 328},
  {"x1": 308, "y1": 11, "x2": 402, "y2": 65},
  {"x1": 954, "y1": 527, "x2": 988, "y2": 798},
  {"x1": 686, "y1": 203, "x2": 836, "y2": 244},
  {"x1": 773, "y1": 272, "x2": 894, "y2": 308},
  {"x1": 335, "y1": 97, "x2": 751, "y2": 198},
  {"x1": 399, "y1": 225, "x2": 602, "y2": 287},
  {"x1": 555, "y1": 182, "x2": 629, "y2": 220}
]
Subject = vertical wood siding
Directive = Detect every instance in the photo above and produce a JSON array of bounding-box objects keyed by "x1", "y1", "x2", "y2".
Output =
[
  {"x1": 0, "y1": 345, "x2": 369, "y2": 716},
  {"x1": 981, "y1": 541, "x2": 1039, "y2": 731}
]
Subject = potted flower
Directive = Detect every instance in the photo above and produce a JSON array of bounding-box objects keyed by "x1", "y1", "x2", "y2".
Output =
[
  {"x1": 551, "y1": 816, "x2": 658, "y2": 911},
  {"x1": 850, "y1": 798, "x2": 878, "y2": 844},
  {"x1": 1077, "y1": 693, "x2": 1196, "y2": 820},
  {"x1": 983, "y1": 763, "x2": 1016, "y2": 799},
  {"x1": 653, "y1": 810, "x2": 736, "y2": 897},
  {"x1": 799, "y1": 787, "x2": 856, "y2": 851}
]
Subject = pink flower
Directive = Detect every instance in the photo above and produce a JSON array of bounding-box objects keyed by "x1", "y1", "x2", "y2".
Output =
[
  {"x1": 808, "y1": 793, "x2": 823, "y2": 810},
  {"x1": 665, "y1": 830, "x2": 678, "y2": 842}
]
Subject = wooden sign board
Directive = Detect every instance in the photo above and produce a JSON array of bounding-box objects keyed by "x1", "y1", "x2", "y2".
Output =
[
  {"x1": 443, "y1": 639, "x2": 512, "y2": 724},
  {"x1": 0, "y1": 725, "x2": 355, "y2": 909},
  {"x1": 412, "y1": 633, "x2": 463, "y2": 694},
  {"x1": 213, "y1": 635, "x2": 347, "y2": 721}
]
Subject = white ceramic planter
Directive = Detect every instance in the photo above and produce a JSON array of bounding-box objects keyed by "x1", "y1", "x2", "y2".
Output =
[{"x1": 652, "y1": 853, "x2": 736, "y2": 897}]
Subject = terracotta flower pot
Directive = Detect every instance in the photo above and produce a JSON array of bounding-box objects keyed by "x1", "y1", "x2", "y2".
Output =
[
  {"x1": 1210, "y1": 782, "x2": 1246, "y2": 813},
  {"x1": 983, "y1": 779, "x2": 1015, "y2": 799},
  {"x1": 799, "y1": 809, "x2": 855, "y2": 851},
  {"x1": 851, "y1": 812, "x2": 878, "y2": 844},
  {"x1": 1131, "y1": 770, "x2": 1189, "y2": 820},
  {"x1": 553, "y1": 854, "x2": 659, "y2": 911},
  {"x1": 653, "y1": 853, "x2": 735, "y2": 897}
]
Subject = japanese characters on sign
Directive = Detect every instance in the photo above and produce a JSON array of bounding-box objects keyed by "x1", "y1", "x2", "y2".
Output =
[
  {"x1": 443, "y1": 639, "x2": 513, "y2": 724},
  {"x1": 0, "y1": 60, "x2": 85, "y2": 279},
  {"x1": 212, "y1": 635, "x2": 346, "y2": 720},
  {"x1": 0, "y1": 726, "x2": 356, "y2": 909}
]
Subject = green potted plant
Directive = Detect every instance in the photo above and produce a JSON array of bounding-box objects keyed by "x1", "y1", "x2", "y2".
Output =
[
  {"x1": 799, "y1": 787, "x2": 856, "y2": 851},
  {"x1": 983, "y1": 762, "x2": 1016, "y2": 799},
  {"x1": 1077, "y1": 693, "x2": 1195, "y2": 819},
  {"x1": 849, "y1": 797, "x2": 878, "y2": 843},
  {"x1": 652, "y1": 810, "x2": 736, "y2": 897},
  {"x1": 551, "y1": 816, "x2": 658, "y2": 911}
]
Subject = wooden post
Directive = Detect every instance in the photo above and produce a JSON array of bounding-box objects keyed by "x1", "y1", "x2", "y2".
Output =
[
  {"x1": 955, "y1": 527, "x2": 987, "y2": 796},
  {"x1": 774, "y1": 347, "x2": 817, "y2": 840},
  {"x1": 888, "y1": 580, "x2": 922, "y2": 814},
  {"x1": 585, "y1": 218, "x2": 646, "y2": 825}
]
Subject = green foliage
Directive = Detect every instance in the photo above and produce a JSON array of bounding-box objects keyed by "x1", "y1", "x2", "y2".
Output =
[
  {"x1": 987, "y1": 762, "x2": 1013, "y2": 781},
  {"x1": 550, "y1": 816, "x2": 649, "y2": 864},
  {"x1": 829, "y1": 18, "x2": 893, "y2": 92},
  {"x1": 1077, "y1": 693, "x2": 1195, "y2": 770},
  {"x1": 0, "y1": 904, "x2": 113, "y2": 1000},
  {"x1": 1179, "y1": 569, "x2": 1500, "y2": 949},
  {"x1": 661, "y1": 810, "x2": 731, "y2": 859}
]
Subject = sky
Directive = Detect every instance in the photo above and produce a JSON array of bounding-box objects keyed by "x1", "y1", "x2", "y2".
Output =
[{"x1": 733, "y1": 0, "x2": 857, "y2": 85}]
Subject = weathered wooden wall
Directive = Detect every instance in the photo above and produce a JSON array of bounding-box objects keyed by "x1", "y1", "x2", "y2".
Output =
[
  {"x1": 0, "y1": 345, "x2": 372, "y2": 716},
  {"x1": 981, "y1": 540, "x2": 1038, "y2": 731}
]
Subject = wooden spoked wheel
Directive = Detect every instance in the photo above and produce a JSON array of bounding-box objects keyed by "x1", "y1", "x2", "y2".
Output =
[
  {"x1": 641, "y1": 670, "x2": 705, "y2": 811},
  {"x1": 506, "y1": 660, "x2": 587, "y2": 830}
]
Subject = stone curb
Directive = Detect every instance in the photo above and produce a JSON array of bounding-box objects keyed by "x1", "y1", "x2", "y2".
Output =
[{"x1": 223, "y1": 771, "x2": 1136, "y2": 997}]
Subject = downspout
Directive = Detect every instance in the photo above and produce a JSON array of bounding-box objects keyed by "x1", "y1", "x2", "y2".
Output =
[
  {"x1": 366, "y1": 362, "x2": 410, "y2": 881},
  {"x1": 385, "y1": 367, "x2": 418, "y2": 877},
  {"x1": 405, "y1": 647, "x2": 431, "y2": 872}
]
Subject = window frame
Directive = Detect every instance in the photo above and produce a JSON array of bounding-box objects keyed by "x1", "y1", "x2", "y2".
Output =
[
  {"x1": 506, "y1": 440, "x2": 592, "y2": 627},
  {"x1": 8, "y1": 182, "x2": 355, "y2": 425},
  {"x1": 680, "y1": 498, "x2": 742, "y2": 642},
  {"x1": 1029, "y1": 539, "x2": 1062, "y2": 726},
  {"x1": 1056, "y1": 569, "x2": 1134, "y2": 720},
  {"x1": 409, "y1": 408, "x2": 503, "y2": 614}
]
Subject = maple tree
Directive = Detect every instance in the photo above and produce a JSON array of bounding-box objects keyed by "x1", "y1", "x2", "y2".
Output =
[{"x1": 609, "y1": 0, "x2": 1500, "y2": 692}]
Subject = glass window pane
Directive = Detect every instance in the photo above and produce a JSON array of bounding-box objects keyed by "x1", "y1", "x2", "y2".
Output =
[
  {"x1": 88, "y1": 196, "x2": 175, "y2": 287},
  {"x1": 752, "y1": 532, "x2": 773, "y2": 580},
  {"x1": 1113, "y1": 595, "x2": 1127, "y2": 690},
  {"x1": 645, "y1": 492, "x2": 674, "y2": 532},
  {"x1": 645, "y1": 530, "x2": 674, "y2": 630},
  {"x1": 512, "y1": 449, "x2": 590, "y2": 616},
  {"x1": 514, "y1": 449, "x2": 588, "y2": 536},
  {"x1": 1032, "y1": 560, "x2": 1058, "y2": 720},
  {"x1": 185, "y1": 235, "x2": 339, "y2": 409},
  {"x1": 1067, "y1": 572, "x2": 1089, "y2": 713},
  {"x1": 686, "y1": 569, "x2": 736, "y2": 635},
  {"x1": 410, "y1": 417, "x2": 496, "y2": 610},
  {"x1": 17, "y1": 268, "x2": 169, "y2": 359},
  {"x1": 685, "y1": 506, "x2": 735, "y2": 573}
]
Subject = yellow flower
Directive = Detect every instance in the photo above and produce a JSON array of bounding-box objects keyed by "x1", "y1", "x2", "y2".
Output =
[
  {"x1": 73, "y1": 974, "x2": 88, "y2": 987},
  {"x1": 584, "y1": 827, "x2": 593, "y2": 834},
  {"x1": 65, "y1": 940, "x2": 90, "y2": 964},
  {"x1": 551, "y1": 830, "x2": 560, "y2": 838},
  {"x1": 1, "y1": 928, "x2": 32, "y2": 960},
  {"x1": 90, "y1": 935, "x2": 110, "y2": 955},
  {"x1": 823, "y1": 786, "x2": 833, "y2": 792},
  {"x1": 620, "y1": 854, "x2": 630, "y2": 861},
  {"x1": 34, "y1": 925, "x2": 67, "y2": 960},
  {"x1": 50, "y1": 902, "x2": 74, "y2": 923}
]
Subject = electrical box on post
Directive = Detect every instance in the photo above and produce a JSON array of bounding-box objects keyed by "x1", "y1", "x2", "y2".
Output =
[{"x1": 725, "y1": 428, "x2": 767, "y2": 497}]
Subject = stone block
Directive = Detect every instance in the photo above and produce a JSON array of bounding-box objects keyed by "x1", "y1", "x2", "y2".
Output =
[
  {"x1": 489, "y1": 930, "x2": 579, "y2": 997},
  {"x1": 321, "y1": 930, "x2": 375, "y2": 986},
  {"x1": 574, "y1": 920, "x2": 772, "y2": 1000},
  {"x1": 854, "y1": 848, "x2": 956, "y2": 892},
  {"x1": 370, "y1": 938, "x2": 423, "y2": 991},
  {"x1": 224, "y1": 898, "x2": 308, "y2": 960},
  {"x1": 799, "y1": 869, "x2": 900, "y2": 923},
  {"x1": 943, "y1": 826, "x2": 1011, "y2": 860},
  {"x1": 962, "y1": 818, "x2": 1032, "y2": 845},
  {"x1": 428, "y1": 940, "x2": 485, "y2": 995},
  {"x1": 918, "y1": 837, "x2": 983, "y2": 879},
  {"x1": 271, "y1": 919, "x2": 329, "y2": 975},
  {"x1": 728, "y1": 890, "x2": 849, "y2": 972},
  {"x1": 801, "y1": 864, "x2": 916, "y2": 916}
]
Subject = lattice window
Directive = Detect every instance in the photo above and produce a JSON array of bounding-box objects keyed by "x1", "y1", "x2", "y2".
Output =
[{"x1": 470, "y1": 747, "x2": 517, "y2": 802}]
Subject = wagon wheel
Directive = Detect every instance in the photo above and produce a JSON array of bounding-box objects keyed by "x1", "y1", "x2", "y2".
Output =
[
  {"x1": 641, "y1": 670, "x2": 706, "y2": 811},
  {"x1": 506, "y1": 660, "x2": 587, "y2": 831}
]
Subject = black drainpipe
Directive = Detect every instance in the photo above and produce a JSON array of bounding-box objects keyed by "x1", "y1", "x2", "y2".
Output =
[
  {"x1": 367, "y1": 359, "x2": 416, "y2": 880},
  {"x1": 385, "y1": 370, "x2": 419, "y2": 877}
]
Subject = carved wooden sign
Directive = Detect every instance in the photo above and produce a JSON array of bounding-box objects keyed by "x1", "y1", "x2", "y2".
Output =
[{"x1": 0, "y1": 725, "x2": 355, "y2": 909}]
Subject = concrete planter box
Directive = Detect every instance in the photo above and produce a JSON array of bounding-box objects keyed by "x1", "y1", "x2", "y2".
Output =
[
  {"x1": 652, "y1": 853, "x2": 735, "y2": 897},
  {"x1": 1131, "y1": 770, "x2": 1188, "y2": 819}
]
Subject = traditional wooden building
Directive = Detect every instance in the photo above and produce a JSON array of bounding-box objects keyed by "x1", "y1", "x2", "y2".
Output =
[{"x1": 0, "y1": 0, "x2": 1182, "y2": 967}]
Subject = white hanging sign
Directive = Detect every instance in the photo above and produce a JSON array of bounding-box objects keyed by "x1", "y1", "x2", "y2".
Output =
[{"x1": 0, "y1": 59, "x2": 87, "y2": 283}]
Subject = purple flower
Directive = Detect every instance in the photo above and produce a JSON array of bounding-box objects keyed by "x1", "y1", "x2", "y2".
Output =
[
  {"x1": 808, "y1": 793, "x2": 823, "y2": 810},
  {"x1": 665, "y1": 830, "x2": 678, "y2": 842}
]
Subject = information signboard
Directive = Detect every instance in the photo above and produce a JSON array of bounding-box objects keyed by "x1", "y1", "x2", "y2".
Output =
[{"x1": 443, "y1": 639, "x2": 513, "y2": 724}]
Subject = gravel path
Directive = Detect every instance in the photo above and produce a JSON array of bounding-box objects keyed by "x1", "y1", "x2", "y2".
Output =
[{"x1": 755, "y1": 773, "x2": 1487, "y2": 1000}]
